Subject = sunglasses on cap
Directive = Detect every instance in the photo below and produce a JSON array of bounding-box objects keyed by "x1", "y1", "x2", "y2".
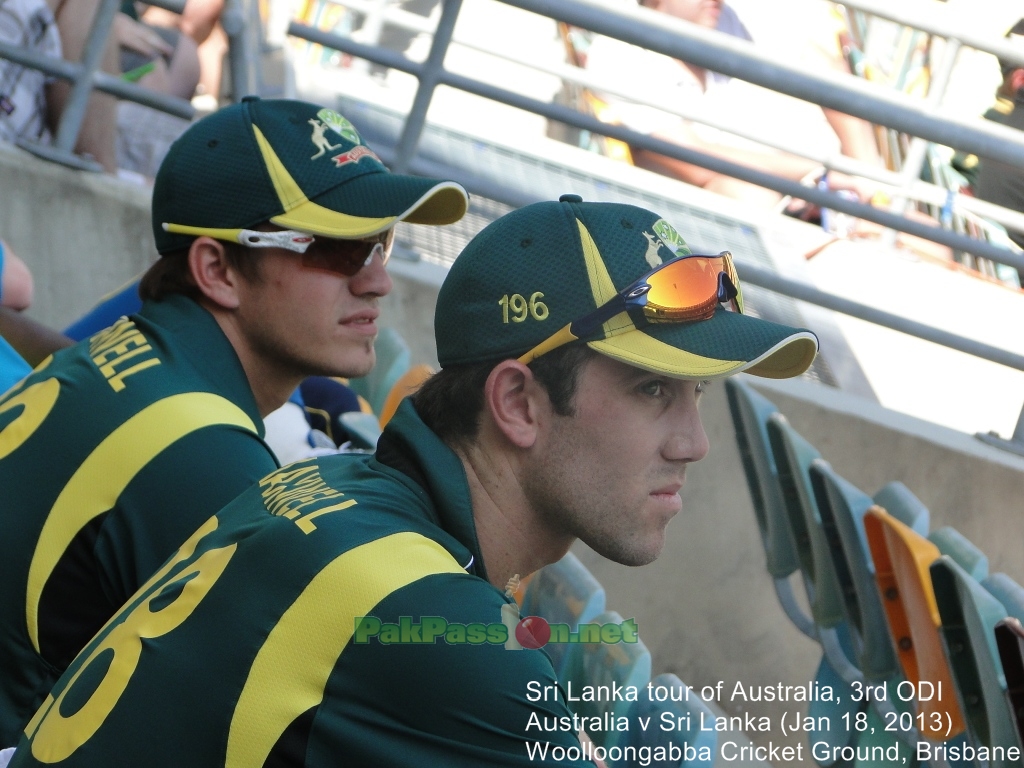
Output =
[
  {"x1": 517, "y1": 251, "x2": 743, "y2": 365},
  {"x1": 161, "y1": 224, "x2": 392, "y2": 277}
]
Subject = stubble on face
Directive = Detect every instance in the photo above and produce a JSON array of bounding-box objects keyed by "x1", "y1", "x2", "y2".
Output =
[{"x1": 519, "y1": 357, "x2": 691, "y2": 567}]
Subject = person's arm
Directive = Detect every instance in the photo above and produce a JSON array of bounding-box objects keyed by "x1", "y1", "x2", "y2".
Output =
[
  {"x1": 637, "y1": 122, "x2": 880, "y2": 205},
  {"x1": 45, "y1": 0, "x2": 119, "y2": 173},
  {"x1": 0, "y1": 242, "x2": 34, "y2": 311},
  {"x1": 824, "y1": 109, "x2": 882, "y2": 166},
  {"x1": 0, "y1": 307, "x2": 74, "y2": 366},
  {"x1": 319, "y1": 575, "x2": 596, "y2": 766}
]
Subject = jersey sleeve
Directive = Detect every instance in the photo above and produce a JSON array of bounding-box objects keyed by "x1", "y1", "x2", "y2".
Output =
[
  {"x1": 307, "y1": 573, "x2": 595, "y2": 767},
  {"x1": 94, "y1": 424, "x2": 278, "y2": 606}
]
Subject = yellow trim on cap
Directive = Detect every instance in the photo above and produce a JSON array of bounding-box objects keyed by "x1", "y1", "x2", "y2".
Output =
[
  {"x1": 575, "y1": 220, "x2": 635, "y2": 339},
  {"x1": 163, "y1": 224, "x2": 247, "y2": 241},
  {"x1": 252, "y1": 125, "x2": 399, "y2": 238},
  {"x1": 589, "y1": 329, "x2": 819, "y2": 380},
  {"x1": 253, "y1": 127, "x2": 469, "y2": 238}
]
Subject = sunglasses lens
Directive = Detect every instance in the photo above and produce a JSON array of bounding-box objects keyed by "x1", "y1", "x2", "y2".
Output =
[
  {"x1": 643, "y1": 256, "x2": 728, "y2": 320},
  {"x1": 300, "y1": 240, "x2": 389, "y2": 277}
]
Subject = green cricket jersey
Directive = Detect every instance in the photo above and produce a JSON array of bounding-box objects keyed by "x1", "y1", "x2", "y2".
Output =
[
  {"x1": 10, "y1": 401, "x2": 589, "y2": 766},
  {"x1": 0, "y1": 295, "x2": 278, "y2": 745}
]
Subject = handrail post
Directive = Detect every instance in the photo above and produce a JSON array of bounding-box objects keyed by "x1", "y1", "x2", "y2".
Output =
[
  {"x1": 883, "y1": 38, "x2": 962, "y2": 246},
  {"x1": 18, "y1": 0, "x2": 119, "y2": 171},
  {"x1": 976, "y1": 403, "x2": 1024, "y2": 458},
  {"x1": 223, "y1": 0, "x2": 253, "y2": 102},
  {"x1": 391, "y1": 0, "x2": 462, "y2": 173}
]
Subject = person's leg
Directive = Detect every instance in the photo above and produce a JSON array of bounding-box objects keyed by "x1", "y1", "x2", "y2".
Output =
[
  {"x1": 193, "y1": 19, "x2": 226, "y2": 101},
  {"x1": 141, "y1": 0, "x2": 223, "y2": 101},
  {"x1": 45, "y1": 0, "x2": 118, "y2": 172},
  {"x1": 163, "y1": 29, "x2": 199, "y2": 100}
]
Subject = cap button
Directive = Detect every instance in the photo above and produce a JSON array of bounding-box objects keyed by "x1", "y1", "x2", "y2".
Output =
[
  {"x1": 559, "y1": 194, "x2": 583, "y2": 203},
  {"x1": 241, "y1": 95, "x2": 260, "y2": 103}
]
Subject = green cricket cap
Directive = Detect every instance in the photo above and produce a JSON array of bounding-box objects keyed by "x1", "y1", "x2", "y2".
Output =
[
  {"x1": 435, "y1": 196, "x2": 818, "y2": 379},
  {"x1": 152, "y1": 96, "x2": 469, "y2": 254}
]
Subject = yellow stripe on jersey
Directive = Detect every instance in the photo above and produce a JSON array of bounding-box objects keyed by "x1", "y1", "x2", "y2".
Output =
[
  {"x1": 26, "y1": 393, "x2": 258, "y2": 653},
  {"x1": 226, "y1": 532, "x2": 465, "y2": 768}
]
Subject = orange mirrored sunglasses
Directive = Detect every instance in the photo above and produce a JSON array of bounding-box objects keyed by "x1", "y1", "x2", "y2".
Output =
[{"x1": 518, "y1": 251, "x2": 742, "y2": 365}]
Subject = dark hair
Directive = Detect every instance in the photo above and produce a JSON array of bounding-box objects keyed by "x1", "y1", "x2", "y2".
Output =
[
  {"x1": 412, "y1": 344, "x2": 598, "y2": 447},
  {"x1": 139, "y1": 241, "x2": 264, "y2": 302}
]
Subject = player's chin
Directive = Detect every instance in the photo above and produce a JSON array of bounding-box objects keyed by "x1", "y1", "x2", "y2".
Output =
[
  {"x1": 590, "y1": 525, "x2": 668, "y2": 567},
  {"x1": 321, "y1": 349, "x2": 376, "y2": 380}
]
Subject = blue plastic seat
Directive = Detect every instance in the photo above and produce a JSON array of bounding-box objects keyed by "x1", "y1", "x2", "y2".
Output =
[
  {"x1": 613, "y1": 672, "x2": 716, "y2": 768},
  {"x1": 561, "y1": 609, "x2": 652, "y2": 749},
  {"x1": 519, "y1": 551, "x2": 607, "y2": 678},
  {"x1": 931, "y1": 556, "x2": 1020, "y2": 766}
]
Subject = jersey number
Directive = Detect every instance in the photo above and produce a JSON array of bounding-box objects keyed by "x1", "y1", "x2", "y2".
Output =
[{"x1": 24, "y1": 518, "x2": 235, "y2": 763}]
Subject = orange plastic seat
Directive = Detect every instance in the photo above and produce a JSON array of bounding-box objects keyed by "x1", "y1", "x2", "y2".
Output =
[
  {"x1": 864, "y1": 508, "x2": 965, "y2": 739},
  {"x1": 378, "y1": 364, "x2": 434, "y2": 428}
]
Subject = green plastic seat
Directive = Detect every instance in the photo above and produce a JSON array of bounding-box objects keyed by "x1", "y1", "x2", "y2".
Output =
[
  {"x1": 931, "y1": 556, "x2": 1020, "y2": 766},
  {"x1": 766, "y1": 413, "x2": 845, "y2": 630},
  {"x1": 724, "y1": 379, "x2": 812, "y2": 637},
  {"x1": 520, "y1": 551, "x2": 606, "y2": 678},
  {"x1": 561, "y1": 609, "x2": 652, "y2": 749},
  {"x1": 347, "y1": 328, "x2": 411, "y2": 416},
  {"x1": 724, "y1": 379, "x2": 800, "y2": 580},
  {"x1": 338, "y1": 411, "x2": 382, "y2": 449},
  {"x1": 810, "y1": 460, "x2": 899, "y2": 682}
]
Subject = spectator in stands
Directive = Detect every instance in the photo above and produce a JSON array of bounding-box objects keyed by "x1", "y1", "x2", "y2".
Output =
[
  {"x1": 113, "y1": 4, "x2": 201, "y2": 179},
  {"x1": 116, "y1": 2, "x2": 199, "y2": 100},
  {"x1": 0, "y1": 239, "x2": 32, "y2": 311},
  {"x1": 135, "y1": 0, "x2": 226, "y2": 110},
  {"x1": 0, "y1": 96, "x2": 468, "y2": 747},
  {"x1": 7, "y1": 197, "x2": 818, "y2": 766},
  {"x1": 0, "y1": 0, "x2": 118, "y2": 171},
  {"x1": 0, "y1": 239, "x2": 35, "y2": 391},
  {"x1": 974, "y1": 19, "x2": 1024, "y2": 253},
  {"x1": 585, "y1": 0, "x2": 880, "y2": 208}
]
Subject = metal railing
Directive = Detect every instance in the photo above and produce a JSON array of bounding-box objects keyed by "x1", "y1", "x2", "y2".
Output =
[
  {"x1": 0, "y1": 0, "x2": 256, "y2": 170},
  {"x1": 289, "y1": 0, "x2": 1024, "y2": 455},
  {"x1": 318, "y1": 0, "x2": 1024, "y2": 243}
]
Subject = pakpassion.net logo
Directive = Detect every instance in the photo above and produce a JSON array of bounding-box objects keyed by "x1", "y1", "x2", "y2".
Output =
[{"x1": 352, "y1": 613, "x2": 639, "y2": 650}]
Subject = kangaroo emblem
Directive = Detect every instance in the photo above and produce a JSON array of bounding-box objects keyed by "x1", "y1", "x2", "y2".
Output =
[
  {"x1": 309, "y1": 119, "x2": 341, "y2": 160},
  {"x1": 642, "y1": 231, "x2": 664, "y2": 269}
]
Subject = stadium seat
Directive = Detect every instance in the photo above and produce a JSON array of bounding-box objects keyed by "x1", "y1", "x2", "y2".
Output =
[
  {"x1": 614, "y1": 672, "x2": 716, "y2": 768},
  {"x1": 378, "y1": 364, "x2": 434, "y2": 428},
  {"x1": 723, "y1": 379, "x2": 810, "y2": 637},
  {"x1": 561, "y1": 609, "x2": 652, "y2": 750},
  {"x1": 931, "y1": 556, "x2": 1020, "y2": 764},
  {"x1": 519, "y1": 552, "x2": 607, "y2": 678},
  {"x1": 864, "y1": 508, "x2": 967, "y2": 739},
  {"x1": 994, "y1": 618, "x2": 1024, "y2": 753},
  {"x1": 811, "y1": 465, "x2": 933, "y2": 682},
  {"x1": 338, "y1": 411, "x2": 382, "y2": 449},
  {"x1": 766, "y1": 413, "x2": 844, "y2": 630},
  {"x1": 347, "y1": 328, "x2": 411, "y2": 417}
]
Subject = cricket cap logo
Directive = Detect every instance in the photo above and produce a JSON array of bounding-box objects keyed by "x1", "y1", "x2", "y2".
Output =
[
  {"x1": 317, "y1": 108, "x2": 361, "y2": 145},
  {"x1": 641, "y1": 220, "x2": 689, "y2": 270},
  {"x1": 332, "y1": 145, "x2": 380, "y2": 167}
]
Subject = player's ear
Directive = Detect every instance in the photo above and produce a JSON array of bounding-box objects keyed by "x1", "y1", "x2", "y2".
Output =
[
  {"x1": 188, "y1": 237, "x2": 241, "y2": 310},
  {"x1": 483, "y1": 360, "x2": 544, "y2": 449}
]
